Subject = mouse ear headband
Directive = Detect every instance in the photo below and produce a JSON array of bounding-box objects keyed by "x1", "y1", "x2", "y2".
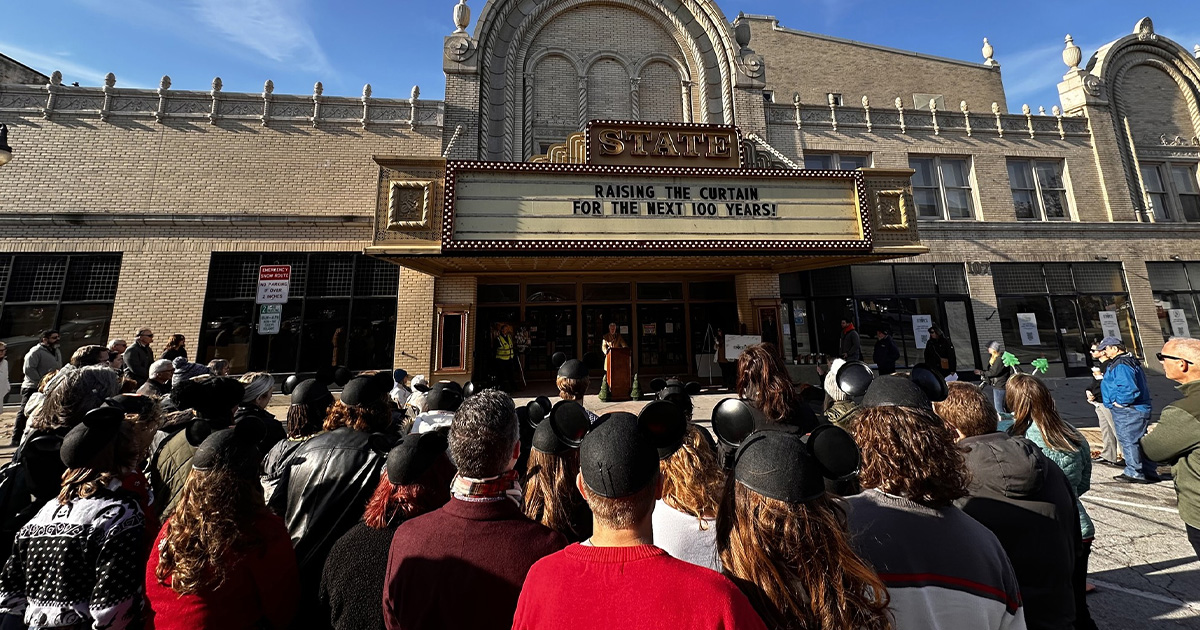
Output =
[
  {"x1": 732, "y1": 424, "x2": 860, "y2": 503},
  {"x1": 861, "y1": 363, "x2": 948, "y2": 410}
]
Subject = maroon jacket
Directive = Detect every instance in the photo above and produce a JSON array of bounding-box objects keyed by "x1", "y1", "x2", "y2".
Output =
[{"x1": 382, "y1": 497, "x2": 566, "y2": 630}]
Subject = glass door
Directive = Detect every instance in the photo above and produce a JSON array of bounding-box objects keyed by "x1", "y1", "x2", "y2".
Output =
[
  {"x1": 637, "y1": 304, "x2": 688, "y2": 375},
  {"x1": 525, "y1": 306, "x2": 577, "y2": 374},
  {"x1": 1052, "y1": 296, "x2": 1089, "y2": 376}
]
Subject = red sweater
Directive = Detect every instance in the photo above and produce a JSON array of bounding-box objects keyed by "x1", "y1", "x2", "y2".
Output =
[
  {"x1": 513, "y1": 544, "x2": 768, "y2": 630},
  {"x1": 383, "y1": 497, "x2": 566, "y2": 630},
  {"x1": 144, "y1": 512, "x2": 300, "y2": 630}
]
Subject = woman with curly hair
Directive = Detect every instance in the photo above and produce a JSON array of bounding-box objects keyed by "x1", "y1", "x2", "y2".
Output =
[
  {"x1": 847, "y1": 400, "x2": 1025, "y2": 630},
  {"x1": 718, "y1": 428, "x2": 890, "y2": 630},
  {"x1": 146, "y1": 422, "x2": 299, "y2": 630},
  {"x1": 160, "y1": 333, "x2": 188, "y2": 362},
  {"x1": 736, "y1": 343, "x2": 817, "y2": 432},
  {"x1": 320, "y1": 431, "x2": 455, "y2": 630},
  {"x1": 652, "y1": 424, "x2": 724, "y2": 570},
  {"x1": 523, "y1": 410, "x2": 591, "y2": 543}
]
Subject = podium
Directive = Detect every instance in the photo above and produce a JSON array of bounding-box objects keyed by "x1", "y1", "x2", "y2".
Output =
[{"x1": 605, "y1": 347, "x2": 632, "y2": 401}]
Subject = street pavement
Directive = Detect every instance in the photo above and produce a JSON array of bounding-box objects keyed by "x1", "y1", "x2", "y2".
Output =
[{"x1": 1, "y1": 373, "x2": 1196, "y2": 627}]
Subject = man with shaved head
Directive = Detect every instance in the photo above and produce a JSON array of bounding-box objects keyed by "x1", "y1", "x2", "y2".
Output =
[{"x1": 1142, "y1": 337, "x2": 1200, "y2": 559}]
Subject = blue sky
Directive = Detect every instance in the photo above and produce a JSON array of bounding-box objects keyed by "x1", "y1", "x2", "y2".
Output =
[{"x1": 4, "y1": 1, "x2": 1198, "y2": 112}]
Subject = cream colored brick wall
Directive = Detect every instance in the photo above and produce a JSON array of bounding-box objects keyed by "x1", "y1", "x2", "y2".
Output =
[
  {"x1": 395, "y1": 267, "x2": 435, "y2": 377},
  {"x1": 1124, "y1": 65, "x2": 1197, "y2": 141},
  {"x1": 735, "y1": 273, "x2": 781, "y2": 335}
]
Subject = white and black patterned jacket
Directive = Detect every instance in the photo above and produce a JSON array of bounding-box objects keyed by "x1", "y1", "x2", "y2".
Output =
[{"x1": 0, "y1": 480, "x2": 146, "y2": 629}]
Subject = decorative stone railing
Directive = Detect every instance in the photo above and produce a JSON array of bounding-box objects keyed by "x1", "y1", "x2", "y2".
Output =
[
  {"x1": 0, "y1": 72, "x2": 443, "y2": 129},
  {"x1": 767, "y1": 100, "x2": 1090, "y2": 140}
]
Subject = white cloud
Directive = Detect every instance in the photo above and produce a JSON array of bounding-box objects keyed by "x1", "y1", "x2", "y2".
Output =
[
  {"x1": 998, "y1": 33, "x2": 1120, "y2": 113},
  {"x1": 0, "y1": 41, "x2": 109, "y2": 85},
  {"x1": 185, "y1": 0, "x2": 332, "y2": 75}
]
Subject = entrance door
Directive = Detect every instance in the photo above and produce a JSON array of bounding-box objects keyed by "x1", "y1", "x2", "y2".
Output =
[
  {"x1": 1052, "y1": 296, "x2": 1089, "y2": 376},
  {"x1": 582, "y1": 305, "x2": 632, "y2": 361},
  {"x1": 525, "y1": 305, "x2": 577, "y2": 374},
  {"x1": 637, "y1": 304, "x2": 688, "y2": 375}
]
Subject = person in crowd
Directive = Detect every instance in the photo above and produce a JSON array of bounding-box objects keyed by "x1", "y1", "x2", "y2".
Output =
[
  {"x1": 1141, "y1": 338, "x2": 1200, "y2": 560},
  {"x1": 924, "y1": 325, "x2": 958, "y2": 381},
  {"x1": 1087, "y1": 343, "x2": 1121, "y2": 466},
  {"x1": 207, "y1": 358, "x2": 231, "y2": 376},
  {"x1": 19, "y1": 370, "x2": 59, "y2": 434},
  {"x1": 384, "y1": 389, "x2": 565, "y2": 630},
  {"x1": 236, "y1": 371, "x2": 285, "y2": 452},
  {"x1": 1098, "y1": 337, "x2": 1161, "y2": 483},
  {"x1": 152, "y1": 376, "x2": 246, "y2": 517},
  {"x1": 0, "y1": 405, "x2": 147, "y2": 629},
  {"x1": 0, "y1": 342, "x2": 9, "y2": 423},
  {"x1": 389, "y1": 369, "x2": 411, "y2": 409},
  {"x1": 262, "y1": 379, "x2": 334, "y2": 502},
  {"x1": 124, "y1": 327, "x2": 155, "y2": 385},
  {"x1": 976, "y1": 341, "x2": 1013, "y2": 415},
  {"x1": 12, "y1": 329, "x2": 62, "y2": 446},
  {"x1": 936, "y1": 381, "x2": 1080, "y2": 630},
  {"x1": 404, "y1": 375, "x2": 429, "y2": 419},
  {"x1": 839, "y1": 318, "x2": 862, "y2": 362},
  {"x1": 171, "y1": 356, "x2": 211, "y2": 386},
  {"x1": 737, "y1": 343, "x2": 818, "y2": 432},
  {"x1": 409, "y1": 381, "x2": 463, "y2": 433},
  {"x1": 718, "y1": 427, "x2": 891, "y2": 630},
  {"x1": 512, "y1": 407, "x2": 765, "y2": 630},
  {"x1": 523, "y1": 407, "x2": 592, "y2": 543},
  {"x1": 653, "y1": 423, "x2": 723, "y2": 570},
  {"x1": 872, "y1": 326, "x2": 900, "y2": 375},
  {"x1": 146, "y1": 422, "x2": 299, "y2": 630},
  {"x1": 108, "y1": 338, "x2": 128, "y2": 373},
  {"x1": 321, "y1": 431, "x2": 454, "y2": 630},
  {"x1": 601, "y1": 321, "x2": 628, "y2": 355},
  {"x1": 28, "y1": 364, "x2": 121, "y2": 437},
  {"x1": 847, "y1": 377, "x2": 1025, "y2": 629},
  {"x1": 556, "y1": 356, "x2": 599, "y2": 423},
  {"x1": 823, "y1": 359, "x2": 859, "y2": 428},
  {"x1": 106, "y1": 394, "x2": 165, "y2": 548},
  {"x1": 1006, "y1": 373, "x2": 1098, "y2": 628},
  {"x1": 139, "y1": 358, "x2": 176, "y2": 397},
  {"x1": 161, "y1": 333, "x2": 188, "y2": 362},
  {"x1": 69, "y1": 344, "x2": 109, "y2": 368},
  {"x1": 272, "y1": 372, "x2": 394, "y2": 620},
  {"x1": 715, "y1": 328, "x2": 736, "y2": 389},
  {"x1": 494, "y1": 323, "x2": 517, "y2": 392}
]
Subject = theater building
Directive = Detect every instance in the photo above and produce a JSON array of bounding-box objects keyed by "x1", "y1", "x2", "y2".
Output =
[{"x1": 2, "y1": 1, "x2": 1200, "y2": 392}]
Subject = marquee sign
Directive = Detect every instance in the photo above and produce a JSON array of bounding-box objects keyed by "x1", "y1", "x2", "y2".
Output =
[{"x1": 586, "y1": 121, "x2": 743, "y2": 169}]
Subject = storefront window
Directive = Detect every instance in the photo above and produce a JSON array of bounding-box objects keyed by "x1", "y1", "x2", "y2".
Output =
[
  {"x1": 582, "y1": 283, "x2": 631, "y2": 301},
  {"x1": 526, "y1": 284, "x2": 576, "y2": 302},
  {"x1": 1, "y1": 254, "x2": 122, "y2": 392},
  {"x1": 637, "y1": 282, "x2": 684, "y2": 301},
  {"x1": 437, "y1": 309, "x2": 468, "y2": 372},
  {"x1": 198, "y1": 253, "x2": 399, "y2": 375},
  {"x1": 1148, "y1": 262, "x2": 1200, "y2": 340},
  {"x1": 478, "y1": 284, "x2": 520, "y2": 304}
]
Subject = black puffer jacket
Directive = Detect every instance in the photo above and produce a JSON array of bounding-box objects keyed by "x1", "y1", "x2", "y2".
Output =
[
  {"x1": 956, "y1": 432, "x2": 1082, "y2": 630},
  {"x1": 267, "y1": 427, "x2": 389, "y2": 602}
]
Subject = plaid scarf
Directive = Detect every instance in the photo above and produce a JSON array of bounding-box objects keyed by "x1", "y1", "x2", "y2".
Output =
[{"x1": 451, "y1": 469, "x2": 523, "y2": 506}]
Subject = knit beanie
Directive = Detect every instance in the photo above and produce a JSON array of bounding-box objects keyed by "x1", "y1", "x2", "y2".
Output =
[
  {"x1": 171, "y1": 357, "x2": 210, "y2": 386},
  {"x1": 824, "y1": 364, "x2": 850, "y2": 403}
]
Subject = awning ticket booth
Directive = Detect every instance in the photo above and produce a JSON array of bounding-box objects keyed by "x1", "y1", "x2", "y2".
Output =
[{"x1": 368, "y1": 121, "x2": 927, "y2": 384}]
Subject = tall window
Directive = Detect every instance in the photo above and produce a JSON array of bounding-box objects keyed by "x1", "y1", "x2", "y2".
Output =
[
  {"x1": 1007, "y1": 159, "x2": 1068, "y2": 220},
  {"x1": 909, "y1": 156, "x2": 975, "y2": 220},
  {"x1": 197, "y1": 253, "x2": 399, "y2": 375},
  {"x1": 1, "y1": 254, "x2": 123, "y2": 391},
  {"x1": 803, "y1": 153, "x2": 870, "y2": 170},
  {"x1": 1141, "y1": 162, "x2": 1200, "y2": 222},
  {"x1": 1147, "y1": 262, "x2": 1200, "y2": 341}
]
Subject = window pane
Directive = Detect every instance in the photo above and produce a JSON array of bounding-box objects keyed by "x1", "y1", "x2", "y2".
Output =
[
  {"x1": 992, "y1": 264, "x2": 1047, "y2": 294},
  {"x1": 57, "y1": 303, "x2": 114, "y2": 363},
  {"x1": 909, "y1": 158, "x2": 936, "y2": 187},
  {"x1": 1154, "y1": 293, "x2": 1200, "y2": 340},
  {"x1": 308, "y1": 255, "x2": 355, "y2": 298},
  {"x1": 945, "y1": 189, "x2": 973, "y2": 219},
  {"x1": 1007, "y1": 160, "x2": 1034, "y2": 190},
  {"x1": 851, "y1": 266, "x2": 896, "y2": 294},
  {"x1": 935, "y1": 265, "x2": 969, "y2": 295},
  {"x1": 1149, "y1": 192, "x2": 1173, "y2": 221},
  {"x1": 1042, "y1": 190, "x2": 1067, "y2": 219},
  {"x1": 479, "y1": 284, "x2": 520, "y2": 304},
  {"x1": 636, "y1": 282, "x2": 684, "y2": 301},
  {"x1": 207, "y1": 254, "x2": 260, "y2": 300},
  {"x1": 1, "y1": 304, "x2": 58, "y2": 388},
  {"x1": 914, "y1": 188, "x2": 942, "y2": 218},
  {"x1": 997, "y1": 295, "x2": 1058, "y2": 369},
  {"x1": 1034, "y1": 161, "x2": 1065, "y2": 189},
  {"x1": 353, "y1": 257, "x2": 400, "y2": 297},
  {"x1": 809, "y1": 267, "x2": 852, "y2": 297},
  {"x1": 348, "y1": 298, "x2": 398, "y2": 370},
  {"x1": 62, "y1": 256, "x2": 122, "y2": 302},
  {"x1": 687, "y1": 281, "x2": 734, "y2": 301},
  {"x1": 261, "y1": 301, "x2": 304, "y2": 373},
  {"x1": 895, "y1": 265, "x2": 936, "y2": 294},
  {"x1": 1180, "y1": 195, "x2": 1200, "y2": 223},
  {"x1": 439, "y1": 313, "x2": 464, "y2": 370},
  {"x1": 804, "y1": 154, "x2": 834, "y2": 170},
  {"x1": 297, "y1": 299, "x2": 352, "y2": 372},
  {"x1": 200, "y1": 301, "x2": 255, "y2": 374},
  {"x1": 939, "y1": 159, "x2": 970, "y2": 188},
  {"x1": 1012, "y1": 190, "x2": 1037, "y2": 219},
  {"x1": 582, "y1": 283, "x2": 631, "y2": 301},
  {"x1": 1073, "y1": 263, "x2": 1125, "y2": 293},
  {"x1": 1045, "y1": 264, "x2": 1074, "y2": 294},
  {"x1": 1171, "y1": 165, "x2": 1198, "y2": 194},
  {"x1": 1147, "y1": 262, "x2": 1191, "y2": 291},
  {"x1": 6, "y1": 256, "x2": 67, "y2": 303},
  {"x1": 839, "y1": 155, "x2": 869, "y2": 170},
  {"x1": 527, "y1": 283, "x2": 576, "y2": 302},
  {"x1": 1140, "y1": 165, "x2": 1165, "y2": 192}
]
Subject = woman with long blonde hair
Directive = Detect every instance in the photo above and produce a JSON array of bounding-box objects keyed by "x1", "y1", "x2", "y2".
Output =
[
  {"x1": 717, "y1": 428, "x2": 890, "y2": 630},
  {"x1": 653, "y1": 424, "x2": 724, "y2": 570},
  {"x1": 147, "y1": 422, "x2": 299, "y2": 630}
]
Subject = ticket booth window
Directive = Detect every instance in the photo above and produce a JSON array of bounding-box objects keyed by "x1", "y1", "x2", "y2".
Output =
[{"x1": 437, "y1": 307, "x2": 470, "y2": 373}]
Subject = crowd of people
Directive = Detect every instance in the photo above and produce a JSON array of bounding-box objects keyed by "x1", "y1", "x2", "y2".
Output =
[{"x1": 0, "y1": 324, "x2": 1198, "y2": 629}]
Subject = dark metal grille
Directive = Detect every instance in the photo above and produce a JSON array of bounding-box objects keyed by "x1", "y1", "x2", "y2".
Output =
[
  {"x1": 1147, "y1": 262, "x2": 1191, "y2": 291},
  {"x1": 895, "y1": 265, "x2": 936, "y2": 294},
  {"x1": 992, "y1": 264, "x2": 1047, "y2": 294},
  {"x1": 207, "y1": 254, "x2": 260, "y2": 300},
  {"x1": 354, "y1": 256, "x2": 400, "y2": 297},
  {"x1": 934, "y1": 264, "x2": 968, "y2": 295},
  {"x1": 6, "y1": 256, "x2": 68, "y2": 302},
  {"x1": 0, "y1": 256, "x2": 10, "y2": 300},
  {"x1": 62, "y1": 255, "x2": 122, "y2": 301},
  {"x1": 1073, "y1": 263, "x2": 1126, "y2": 293},
  {"x1": 308, "y1": 255, "x2": 355, "y2": 297},
  {"x1": 809, "y1": 266, "x2": 851, "y2": 296},
  {"x1": 1045, "y1": 265, "x2": 1075, "y2": 294}
]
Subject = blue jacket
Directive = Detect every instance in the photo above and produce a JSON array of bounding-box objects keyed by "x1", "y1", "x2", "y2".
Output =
[{"x1": 1101, "y1": 353, "x2": 1152, "y2": 412}]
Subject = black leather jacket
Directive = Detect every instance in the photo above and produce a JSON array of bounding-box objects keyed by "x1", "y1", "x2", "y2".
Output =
[{"x1": 267, "y1": 427, "x2": 389, "y2": 584}]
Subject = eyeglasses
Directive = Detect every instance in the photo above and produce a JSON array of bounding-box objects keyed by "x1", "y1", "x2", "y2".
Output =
[{"x1": 1156, "y1": 352, "x2": 1194, "y2": 365}]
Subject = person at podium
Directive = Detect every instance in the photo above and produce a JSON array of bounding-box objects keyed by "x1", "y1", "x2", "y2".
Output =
[{"x1": 601, "y1": 322, "x2": 628, "y2": 355}]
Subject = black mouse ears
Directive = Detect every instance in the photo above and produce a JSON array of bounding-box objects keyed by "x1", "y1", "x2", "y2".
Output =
[
  {"x1": 910, "y1": 363, "x2": 949, "y2": 403},
  {"x1": 638, "y1": 400, "x2": 688, "y2": 459},
  {"x1": 462, "y1": 381, "x2": 477, "y2": 399},
  {"x1": 650, "y1": 377, "x2": 667, "y2": 393},
  {"x1": 805, "y1": 424, "x2": 861, "y2": 480},
  {"x1": 525, "y1": 396, "x2": 553, "y2": 429},
  {"x1": 548, "y1": 399, "x2": 592, "y2": 448},
  {"x1": 552, "y1": 352, "x2": 568, "y2": 369},
  {"x1": 649, "y1": 378, "x2": 702, "y2": 396},
  {"x1": 835, "y1": 361, "x2": 876, "y2": 398},
  {"x1": 314, "y1": 366, "x2": 353, "y2": 387},
  {"x1": 282, "y1": 374, "x2": 303, "y2": 395},
  {"x1": 711, "y1": 397, "x2": 764, "y2": 447}
]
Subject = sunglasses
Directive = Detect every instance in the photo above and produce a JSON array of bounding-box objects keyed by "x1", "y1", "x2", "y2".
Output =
[{"x1": 1156, "y1": 352, "x2": 1193, "y2": 365}]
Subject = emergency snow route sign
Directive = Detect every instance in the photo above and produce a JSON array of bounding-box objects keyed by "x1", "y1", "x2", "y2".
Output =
[{"x1": 257, "y1": 265, "x2": 291, "y2": 304}]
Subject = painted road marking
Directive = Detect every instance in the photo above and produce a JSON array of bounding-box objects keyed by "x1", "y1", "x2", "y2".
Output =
[{"x1": 1089, "y1": 579, "x2": 1200, "y2": 612}]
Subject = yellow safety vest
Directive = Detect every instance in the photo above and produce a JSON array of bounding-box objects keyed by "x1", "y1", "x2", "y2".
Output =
[{"x1": 496, "y1": 335, "x2": 514, "y2": 360}]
